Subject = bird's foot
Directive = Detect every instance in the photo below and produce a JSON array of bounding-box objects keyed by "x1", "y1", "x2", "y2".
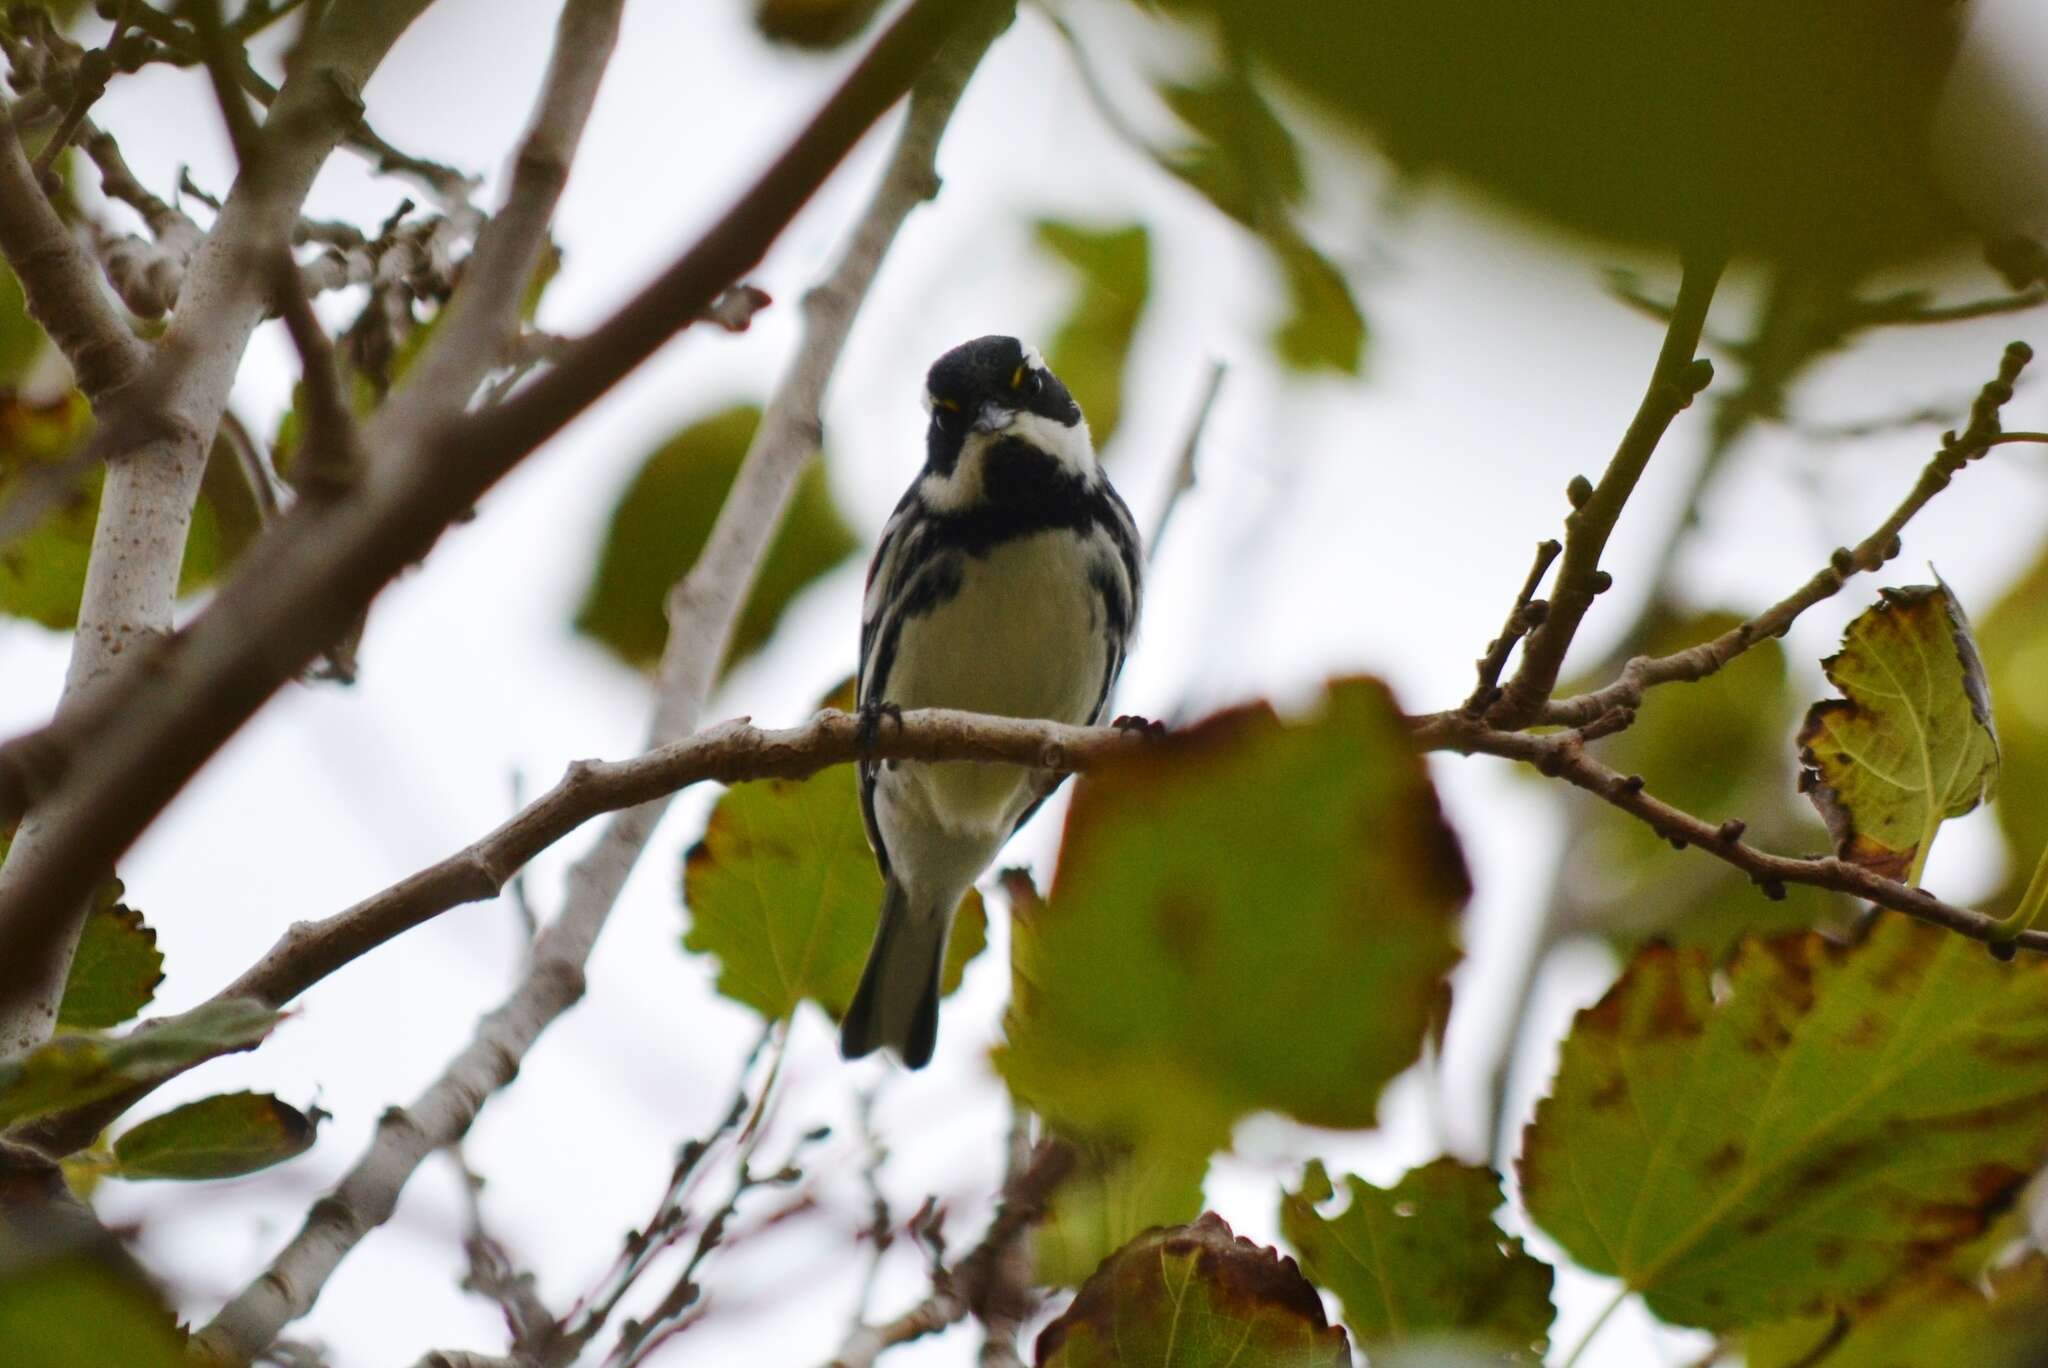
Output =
[
  {"x1": 856, "y1": 700, "x2": 905, "y2": 756},
  {"x1": 1112, "y1": 714, "x2": 1167, "y2": 737}
]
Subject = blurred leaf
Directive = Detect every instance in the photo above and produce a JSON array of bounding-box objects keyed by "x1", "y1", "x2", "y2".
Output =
[
  {"x1": 1978, "y1": 545, "x2": 2048, "y2": 892},
  {"x1": 576, "y1": 404, "x2": 858, "y2": 675},
  {"x1": 0, "y1": 393, "x2": 261, "y2": 628},
  {"x1": 1159, "y1": 0, "x2": 1980, "y2": 268},
  {"x1": 0, "y1": 999, "x2": 278, "y2": 1127},
  {"x1": 1158, "y1": 75, "x2": 1365, "y2": 374},
  {"x1": 1281, "y1": 1158, "x2": 1554, "y2": 1361},
  {"x1": 1798, "y1": 581, "x2": 1999, "y2": 881},
  {"x1": 753, "y1": 0, "x2": 886, "y2": 48},
  {"x1": 1035, "y1": 1212, "x2": 1351, "y2": 1367},
  {"x1": 1035, "y1": 220, "x2": 1150, "y2": 449},
  {"x1": 1557, "y1": 611, "x2": 1846, "y2": 953},
  {"x1": 0, "y1": 390, "x2": 95, "y2": 628},
  {"x1": 997, "y1": 678, "x2": 1468, "y2": 1156},
  {"x1": 1521, "y1": 917, "x2": 2048, "y2": 1331},
  {"x1": 1271, "y1": 230, "x2": 1366, "y2": 375},
  {"x1": 111, "y1": 1091, "x2": 318, "y2": 1181},
  {"x1": 1746, "y1": 1256, "x2": 2048, "y2": 1368},
  {"x1": 1034, "y1": 1141, "x2": 1208, "y2": 1289},
  {"x1": 0, "y1": 1254, "x2": 184, "y2": 1368},
  {"x1": 57, "y1": 902, "x2": 163, "y2": 1031},
  {"x1": 682, "y1": 766, "x2": 987, "y2": 1023},
  {"x1": 0, "y1": 265, "x2": 44, "y2": 383}
]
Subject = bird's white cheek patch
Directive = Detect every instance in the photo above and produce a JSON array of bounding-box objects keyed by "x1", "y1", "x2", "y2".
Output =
[{"x1": 1007, "y1": 409, "x2": 1095, "y2": 474}]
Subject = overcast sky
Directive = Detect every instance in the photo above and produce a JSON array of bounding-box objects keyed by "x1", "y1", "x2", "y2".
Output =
[{"x1": 7, "y1": 1, "x2": 2048, "y2": 1363}]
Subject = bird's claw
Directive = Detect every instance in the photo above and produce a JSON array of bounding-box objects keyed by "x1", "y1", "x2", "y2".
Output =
[
  {"x1": 1112, "y1": 713, "x2": 1166, "y2": 737},
  {"x1": 856, "y1": 700, "x2": 905, "y2": 755}
]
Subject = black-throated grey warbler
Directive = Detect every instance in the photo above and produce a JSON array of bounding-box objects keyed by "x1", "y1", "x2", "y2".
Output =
[{"x1": 840, "y1": 335, "x2": 1143, "y2": 1069}]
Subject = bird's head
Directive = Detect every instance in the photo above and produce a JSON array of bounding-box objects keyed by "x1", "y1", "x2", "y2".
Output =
[{"x1": 921, "y1": 336, "x2": 1089, "y2": 483}]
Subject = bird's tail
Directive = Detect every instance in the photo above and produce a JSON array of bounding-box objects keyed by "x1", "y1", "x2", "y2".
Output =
[{"x1": 840, "y1": 879, "x2": 949, "y2": 1070}]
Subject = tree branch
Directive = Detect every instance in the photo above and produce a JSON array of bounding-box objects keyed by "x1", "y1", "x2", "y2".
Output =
[
  {"x1": 182, "y1": 10, "x2": 1011, "y2": 1360},
  {"x1": 0, "y1": 0, "x2": 1003, "y2": 1037},
  {"x1": 0, "y1": 103, "x2": 147, "y2": 400},
  {"x1": 0, "y1": 0, "x2": 444, "y2": 1059},
  {"x1": 1487, "y1": 252, "x2": 1725, "y2": 727},
  {"x1": 824, "y1": 1138, "x2": 1077, "y2": 1368},
  {"x1": 1422, "y1": 713, "x2": 2048, "y2": 957}
]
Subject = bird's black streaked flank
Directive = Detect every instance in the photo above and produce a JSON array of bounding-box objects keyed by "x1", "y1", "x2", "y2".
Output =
[{"x1": 841, "y1": 335, "x2": 1142, "y2": 1069}]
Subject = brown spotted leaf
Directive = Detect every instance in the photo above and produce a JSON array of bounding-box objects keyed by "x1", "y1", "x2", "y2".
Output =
[
  {"x1": 1746, "y1": 1255, "x2": 2048, "y2": 1368},
  {"x1": 1520, "y1": 916, "x2": 2048, "y2": 1331},
  {"x1": 996, "y1": 678, "x2": 1468, "y2": 1155},
  {"x1": 1280, "y1": 1159, "x2": 1554, "y2": 1361},
  {"x1": 1035, "y1": 1212, "x2": 1351, "y2": 1367},
  {"x1": 111, "y1": 1092, "x2": 319, "y2": 1181},
  {"x1": 1798, "y1": 581, "x2": 1999, "y2": 881}
]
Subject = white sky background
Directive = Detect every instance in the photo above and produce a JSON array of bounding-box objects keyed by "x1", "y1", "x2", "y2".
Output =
[{"x1": 6, "y1": 1, "x2": 2048, "y2": 1363}]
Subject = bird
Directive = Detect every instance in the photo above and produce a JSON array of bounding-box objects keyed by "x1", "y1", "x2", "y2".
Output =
[{"x1": 840, "y1": 335, "x2": 1143, "y2": 1069}]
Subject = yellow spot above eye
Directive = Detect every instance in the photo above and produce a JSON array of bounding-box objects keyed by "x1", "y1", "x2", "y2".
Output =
[
  {"x1": 1010, "y1": 364, "x2": 1026, "y2": 388},
  {"x1": 932, "y1": 397, "x2": 960, "y2": 411}
]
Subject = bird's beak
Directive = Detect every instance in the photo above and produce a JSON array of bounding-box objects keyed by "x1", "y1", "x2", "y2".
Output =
[{"x1": 971, "y1": 401, "x2": 1016, "y2": 435}]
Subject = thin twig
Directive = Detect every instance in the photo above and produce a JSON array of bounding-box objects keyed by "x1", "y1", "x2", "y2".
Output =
[
  {"x1": 1461, "y1": 538, "x2": 1562, "y2": 717},
  {"x1": 1146, "y1": 359, "x2": 1224, "y2": 556},
  {"x1": 1488, "y1": 252, "x2": 1725, "y2": 727},
  {"x1": 1423, "y1": 714, "x2": 2048, "y2": 957},
  {"x1": 824, "y1": 1139, "x2": 1077, "y2": 1368}
]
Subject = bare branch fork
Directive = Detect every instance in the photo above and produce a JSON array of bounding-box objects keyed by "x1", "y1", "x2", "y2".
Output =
[{"x1": 184, "y1": 6, "x2": 1013, "y2": 1360}]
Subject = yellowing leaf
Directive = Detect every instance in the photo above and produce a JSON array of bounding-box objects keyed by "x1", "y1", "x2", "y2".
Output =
[
  {"x1": 0, "y1": 999, "x2": 278, "y2": 1127},
  {"x1": 0, "y1": 263, "x2": 44, "y2": 383},
  {"x1": 1798, "y1": 582, "x2": 1999, "y2": 882},
  {"x1": 112, "y1": 1091, "x2": 319, "y2": 1181},
  {"x1": 1035, "y1": 221, "x2": 1150, "y2": 450},
  {"x1": 682, "y1": 765, "x2": 986, "y2": 1023},
  {"x1": 576, "y1": 405, "x2": 857, "y2": 675},
  {"x1": 1035, "y1": 1213, "x2": 1351, "y2": 1368},
  {"x1": 1978, "y1": 544, "x2": 2048, "y2": 887},
  {"x1": 1520, "y1": 917, "x2": 2048, "y2": 1331},
  {"x1": 997, "y1": 678, "x2": 1467, "y2": 1155},
  {"x1": 1280, "y1": 1159, "x2": 1554, "y2": 1360},
  {"x1": 57, "y1": 901, "x2": 163, "y2": 1031}
]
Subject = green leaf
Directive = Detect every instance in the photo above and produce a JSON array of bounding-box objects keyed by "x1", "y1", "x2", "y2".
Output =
[
  {"x1": 0, "y1": 392, "x2": 261, "y2": 628},
  {"x1": 1034, "y1": 1141, "x2": 1208, "y2": 1288},
  {"x1": 1157, "y1": 0, "x2": 1980, "y2": 267},
  {"x1": 1798, "y1": 581, "x2": 2000, "y2": 882},
  {"x1": 682, "y1": 766, "x2": 987, "y2": 1023},
  {"x1": 1036, "y1": 1212, "x2": 1351, "y2": 1367},
  {"x1": 1746, "y1": 1256, "x2": 2048, "y2": 1368},
  {"x1": 1270, "y1": 230, "x2": 1367, "y2": 375},
  {"x1": 1978, "y1": 544, "x2": 2048, "y2": 889},
  {"x1": 576, "y1": 405, "x2": 858, "y2": 675},
  {"x1": 112, "y1": 1091, "x2": 318, "y2": 1181},
  {"x1": 997, "y1": 677, "x2": 1468, "y2": 1156},
  {"x1": 1556, "y1": 610, "x2": 1847, "y2": 954},
  {"x1": 57, "y1": 902, "x2": 163, "y2": 1031},
  {"x1": 0, "y1": 999, "x2": 279, "y2": 1127},
  {"x1": 1280, "y1": 1159, "x2": 1555, "y2": 1361},
  {"x1": 0, "y1": 1254, "x2": 185, "y2": 1368},
  {"x1": 0, "y1": 263, "x2": 45, "y2": 383},
  {"x1": 1035, "y1": 221, "x2": 1150, "y2": 450},
  {"x1": 1520, "y1": 917, "x2": 2048, "y2": 1331}
]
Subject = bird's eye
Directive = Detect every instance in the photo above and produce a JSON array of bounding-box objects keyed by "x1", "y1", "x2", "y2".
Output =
[
  {"x1": 1023, "y1": 369, "x2": 1044, "y2": 397},
  {"x1": 932, "y1": 400, "x2": 964, "y2": 435}
]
